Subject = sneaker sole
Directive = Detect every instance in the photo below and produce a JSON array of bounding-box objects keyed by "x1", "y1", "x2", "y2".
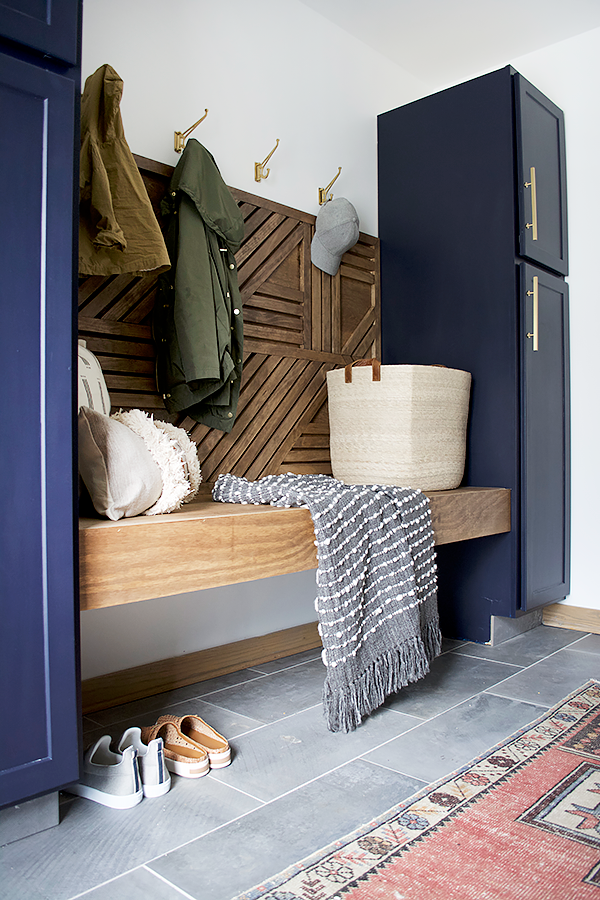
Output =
[
  {"x1": 143, "y1": 779, "x2": 172, "y2": 798},
  {"x1": 208, "y1": 751, "x2": 231, "y2": 768},
  {"x1": 164, "y1": 756, "x2": 209, "y2": 778},
  {"x1": 66, "y1": 782, "x2": 143, "y2": 809}
]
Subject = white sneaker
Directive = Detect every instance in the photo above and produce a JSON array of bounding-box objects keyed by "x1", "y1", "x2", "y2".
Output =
[
  {"x1": 65, "y1": 735, "x2": 143, "y2": 809},
  {"x1": 118, "y1": 726, "x2": 171, "y2": 798}
]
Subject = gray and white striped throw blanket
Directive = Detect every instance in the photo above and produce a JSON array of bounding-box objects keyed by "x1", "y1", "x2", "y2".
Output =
[{"x1": 212, "y1": 473, "x2": 441, "y2": 732}]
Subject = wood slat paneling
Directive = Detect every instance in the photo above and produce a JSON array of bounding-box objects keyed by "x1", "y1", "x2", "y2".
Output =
[{"x1": 78, "y1": 157, "x2": 381, "y2": 481}]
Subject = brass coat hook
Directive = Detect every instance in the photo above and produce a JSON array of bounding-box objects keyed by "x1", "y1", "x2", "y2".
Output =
[
  {"x1": 318, "y1": 167, "x2": 342, "y2": 205},
  {"x1": 255, "y1": 139, "x2": 280, "y2": 182},
  {"x1": 174, "y1": 109, "x2": 209, "y2": 153}
]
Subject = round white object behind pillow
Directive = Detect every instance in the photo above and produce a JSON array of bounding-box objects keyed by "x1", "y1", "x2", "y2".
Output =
[{"x1": 78, "y1": 341, "x2": 111, "y2": 415}]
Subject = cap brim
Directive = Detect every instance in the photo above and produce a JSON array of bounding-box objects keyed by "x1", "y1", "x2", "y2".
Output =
[{"x1": 311, "y1": 233, "x2": 341, "y2": 276}]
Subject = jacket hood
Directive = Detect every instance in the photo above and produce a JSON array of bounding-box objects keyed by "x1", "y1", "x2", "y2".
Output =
[
  {"x1": 170, "y1": 139, "x2": 245, "y2": 252},
  {"x1": 81, "y1": 64, "x2": 125, "y2": 143}
]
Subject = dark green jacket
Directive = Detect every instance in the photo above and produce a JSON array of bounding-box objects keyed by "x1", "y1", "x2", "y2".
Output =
[{"x1": 154, "y1": 139, "x2": 245, "y2": 432}]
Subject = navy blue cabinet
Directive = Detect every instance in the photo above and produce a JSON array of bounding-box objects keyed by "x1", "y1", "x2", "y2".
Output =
[
  {"x1": 378, "y1": 66, "x2": 570, "y2": 642},
  {"x1": 0, "y1": 2, "x2": 81, "y2": 810}
]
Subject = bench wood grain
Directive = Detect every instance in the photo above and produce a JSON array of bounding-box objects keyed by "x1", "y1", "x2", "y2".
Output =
[{"x1": 79, "y1": 486, "x2": 510, "y2": 611}]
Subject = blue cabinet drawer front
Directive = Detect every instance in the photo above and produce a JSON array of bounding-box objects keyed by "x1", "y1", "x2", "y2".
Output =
[
  {"x1": 515, "y1": 73, "x2": 568, "y2": 276},
  {"x1": 0, "y1": 0, "x2": 80, "y2": 66}
]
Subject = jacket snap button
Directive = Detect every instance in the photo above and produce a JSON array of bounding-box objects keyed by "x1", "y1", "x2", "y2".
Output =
[
  {"x1": 171, "y1": 191, "x2": 176, "y2": 197},
  {"x1": 233, "y1": 308, "x2": 240, "y2": 315},
  {"x1": 227, "y1": 412, "x2": 233, "y2": 418},
  {"x1": 229, "y1": 263, "x2": 235, "y2": 269}
]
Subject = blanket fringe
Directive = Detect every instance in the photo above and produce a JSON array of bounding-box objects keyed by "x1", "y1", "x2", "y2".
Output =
[{"x1": 323, "y1": 621, "x2": 442, "y2": 733}]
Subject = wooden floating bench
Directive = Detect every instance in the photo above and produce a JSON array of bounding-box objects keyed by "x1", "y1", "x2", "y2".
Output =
[{"x1": 80, "y1": 486, "x2": 510, "y2": 611}]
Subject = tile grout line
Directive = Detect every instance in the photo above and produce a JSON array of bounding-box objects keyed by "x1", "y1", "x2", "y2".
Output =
[
  {"x1": 142, "y1": 866, "x2": 200, "y2": 899},
  {"x1": 484, "y1": 688, "x2": 552, "y2": 708},
  {"x1": 449, "y1": 651, "x2": 526, "y2": 668},
  {"x1": 67, "y1": 864, "x2": 200, "y2": 900},
  {"x1": 67, "y1": 866, "x2": 146, "y2": 900},
  {"x1": 475, "y1": 637, "x2": 598, "y2": 694},
  {"x1": 362, "y1": 755, "x2": 431, "y2": 783},
  {"x1": 206, "y1": 772, "x2": 267, "y2": 805},
  {"x1": 194, "y1": 657, "x2": 323, "y2": 699}
]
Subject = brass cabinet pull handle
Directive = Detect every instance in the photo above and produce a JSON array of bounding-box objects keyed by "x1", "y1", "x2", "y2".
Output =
[
  {"x1": 524, "y1": 166, "x2": 538, "y2": 241},
  {"x1": 526, "y1": 275, "x2": 539, "y2": 351}
]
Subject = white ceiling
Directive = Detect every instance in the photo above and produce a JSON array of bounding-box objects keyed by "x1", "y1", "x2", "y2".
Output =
[{"x1": 298, "y1": 0, "x2": 600, "y2": 86}]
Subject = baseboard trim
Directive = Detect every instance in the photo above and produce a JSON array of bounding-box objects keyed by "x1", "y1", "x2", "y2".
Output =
[
  {"x1": 81, "y1": 622, "x2": 322, "y2": 714},
  {"x1": 542, "y1": 604, "x2": 600, "y2": 635}
]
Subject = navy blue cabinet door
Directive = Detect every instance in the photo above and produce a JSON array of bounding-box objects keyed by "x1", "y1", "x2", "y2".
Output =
[
  {"x1": 515, "y1": 75, "x2": 568, "y2": 276},
  {"x1": 0, "y1": 51, "x2": 79, "y2": 809},
  {"x1": 521, "y1": 264, "x2": 570, "y2": 609},
  {"x1": 0, "y1": 0, "x2": 80, "y2": 65}
]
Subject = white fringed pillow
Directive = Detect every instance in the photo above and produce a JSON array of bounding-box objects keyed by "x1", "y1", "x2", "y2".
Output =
[{"x1": 111, "y1": 409, "x2": 201, "y2": 515}]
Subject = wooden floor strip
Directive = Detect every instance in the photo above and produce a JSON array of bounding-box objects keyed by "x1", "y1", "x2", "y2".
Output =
[{"x1": 542, "y1": 603, "x2": 600, "y2": 635}]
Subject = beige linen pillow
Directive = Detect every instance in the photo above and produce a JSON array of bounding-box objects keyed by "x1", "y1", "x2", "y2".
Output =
[{"x1": 78, "y1": 407, "x2": 163, "y2": 520}]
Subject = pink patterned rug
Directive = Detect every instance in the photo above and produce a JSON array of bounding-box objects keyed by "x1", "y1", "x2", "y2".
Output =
[{"x1": 236, "y1": 681, "x2": 600, "y2": 900}]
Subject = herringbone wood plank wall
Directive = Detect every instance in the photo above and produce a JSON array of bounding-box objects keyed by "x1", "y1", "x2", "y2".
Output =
[{"x1": 78, "y1": 155, "x2": 380, "y2": 484}]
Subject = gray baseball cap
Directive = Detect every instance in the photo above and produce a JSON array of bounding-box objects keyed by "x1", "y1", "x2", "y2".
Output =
[{"x1": 311, "y1": 198, "x2": 360, "y2": 276}]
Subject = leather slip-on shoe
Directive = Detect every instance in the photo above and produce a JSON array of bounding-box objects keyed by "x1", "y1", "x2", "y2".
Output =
[
  {"x1": 64, "y1": 735, "x2": 143, "y2": 809},
  {"x1": 140, "y1": 722, "x2": 209, "y2": 778},
  {"x1": 156, "y1": 714, "x2": 231, "y2": 768},
  {"x1": 118, "y1": 726, "x2": 171, "y2": 798}
]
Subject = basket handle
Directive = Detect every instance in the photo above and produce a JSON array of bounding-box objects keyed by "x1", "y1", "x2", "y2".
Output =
[{"x1": 344, "y1": 358, "x2": 381, "y2": 383}]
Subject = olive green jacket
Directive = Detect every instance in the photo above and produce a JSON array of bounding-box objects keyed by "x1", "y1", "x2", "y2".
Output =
[
  {"x1": 79, "y1": 64, "x2": 170, "y2": 276},
  {"x1": 154, "y1": 139, "x2": 245, "y2": 432}
]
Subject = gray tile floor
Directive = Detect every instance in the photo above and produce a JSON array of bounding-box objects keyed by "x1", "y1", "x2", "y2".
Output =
[{"x1": 3, "y1": 625, "x2": 600, "y2": 900}]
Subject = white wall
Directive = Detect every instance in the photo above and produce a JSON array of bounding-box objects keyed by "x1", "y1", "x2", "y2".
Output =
[
  {"x1": 79, "y1": 0, "x2": 428, "y2": 679},
  {"x1": 80, "y1": 0, "x2": 426, "y2": 236},
  {"x1": 80, "y1": 4, "x2": 600, "y2": 678}
]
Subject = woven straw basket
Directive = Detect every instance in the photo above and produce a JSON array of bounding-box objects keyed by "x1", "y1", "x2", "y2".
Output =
[{"x1": 326, "y1": 359, "x2": 471, "y2": 491}]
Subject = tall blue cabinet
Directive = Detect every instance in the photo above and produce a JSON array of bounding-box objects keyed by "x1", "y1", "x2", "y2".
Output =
[
  {"x1": 378, "y1": 66, "x2": 570, "y2": 643},
  {"x1": 0, "y1": 0, "x2": 81, "y2": 820}
]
